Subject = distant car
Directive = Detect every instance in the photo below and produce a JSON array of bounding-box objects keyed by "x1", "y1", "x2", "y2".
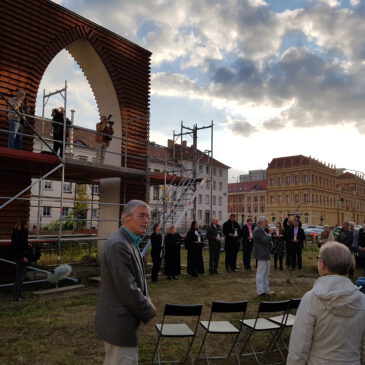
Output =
[{"x1": 303, "y1": 225, "x2": 323, "y2": 236}]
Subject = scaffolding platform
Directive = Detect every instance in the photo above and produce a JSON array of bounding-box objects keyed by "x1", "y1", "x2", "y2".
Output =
[{"x1": 0, "y1": 147, "x2": 145, "y2": 183}]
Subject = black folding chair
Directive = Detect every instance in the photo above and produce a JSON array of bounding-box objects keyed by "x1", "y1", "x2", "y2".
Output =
[
  {"x1": 268, "y1": 298, "x2": 301, "y2": 351},
  {"x1": 152, "y1": 303, "x2": 203, "y2": 364},
  {"x1": 196, "y1": 300, "x2": 248, "y2": 364},
  {"x1": 239, "y1": 300, "x2": 290, "y2": 365}
]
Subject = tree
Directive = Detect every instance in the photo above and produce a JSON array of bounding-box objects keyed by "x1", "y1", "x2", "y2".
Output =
[{"x1": 74, "y1": 184, "x2": 88, "y2": 230}]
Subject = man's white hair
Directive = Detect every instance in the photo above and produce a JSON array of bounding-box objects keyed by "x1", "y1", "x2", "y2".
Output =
[
  {"x1": 121, "y1": 200, "x2": 149, "y2": 223},
  {"x1": 257, "y1": 216, "x2": 268, "y2": 225}
]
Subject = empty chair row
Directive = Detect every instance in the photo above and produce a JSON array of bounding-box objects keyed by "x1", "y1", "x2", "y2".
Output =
[{"x1": 152, "y1": 298, "x2": 301, "y2": 365}]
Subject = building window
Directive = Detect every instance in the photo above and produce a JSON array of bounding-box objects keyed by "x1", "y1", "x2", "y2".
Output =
[
  {"x1": 254, "y1": 196, "x2": 258, "y2": 202},
  {"x1": 247, "y1": 197, "x2": 251, "y2": 203},
  {"x1": 286, "y1": 195, "x2": 290, "y2": 204},
  {"x1": 92, "y1": 185, "x2": 99, "y2": 194},
  {"x1": 303, "y1": 174, "x2": 309, "y2": 183},
  {"x1": 286, "y1": 176, "x2": 291, "y2": 185},
  {"x1": 206, "y1": 180, "x2": 210, "y2": 189},
  {"x1": 261, "y1": 206, "x2": 264, "y2": 213},
  {"x1": 91, "y1": 208, "x2": 99, "y2": 218},
  {"x1": 63, "y1": 182, "x2": 72, "y2": 193},
  {"x1": 219, "y1": 169, "x2": 222, "y2": 177},
  {"x1": 62, "y1": 207, "x2": 70, "y2": 216},
  {"x1": 278, "y1": 195, "x2": 282, "y2": 204},
  {"x1": 205, "y1": 195, "x2": 210, "y2": 204},
  {"x1": 198, "y1": 194, "x2": 202, "y2": 204},
  {"x1": 43, "y1": 206, "x2": 51, "y2": 216},
  {"x1": 304, "y1": 194, "x2": 309, "y2": 203},
  {"x1": 270, "y1": 177, "x2": 274, "y2": 186},
  {"x1": 270, "y1": 196, "x2": 274, "y2": 204},
  {"x1": 213, "y1": 167, "x2": 217, "y2": 176},
  {"x1": 213, "y1": 180, "x2": 216, "y2": 190},
  {"x1": 44, "y1": 181, "x2": 52, "y2": 190},
  {"x1": 198, "y1": 210, "x2": 202, "y2": 220},
  {"x1": 206, "y1": 165, "x2": 210, "y2": 174},
  {"x1": 242, "y1": 206, "x2": 245, "y2": 213},
  {"x1": 191, "y1": 209, "x2": 195, "y2": 219},
  {"x1": 254, "y1": 207, "x2": 258, "y2": 213},
  {"x1": 212, "y1": 196, "x2": 216, "y2": 205},
  {"x1": 219, "y1": 182, "x2": 222, "y2": 191},
  {"x1": 294, "y1": 175, "x2": 299, "y2": 184},
  {"x1": 199, "y1": 164, "x2": 203, "y2": 173},
  {"x1": 278, "y1": 176, "x2": 282, "y2": 185},
  {"x1": 153, "y1": 186, "x2": 159, "y2": 200},
  {"x1": 218, "y1": 211, "x2": 222, "y2": 220},
  {"x1": 218, "y1": 196, "x2": 222, "y2": 206},
  {"x1": 295, "y1": 194, "x2": 300, "y2": 204},
  {"x1": 213, "y1": 210, "x2": 216, "y2": 218}
]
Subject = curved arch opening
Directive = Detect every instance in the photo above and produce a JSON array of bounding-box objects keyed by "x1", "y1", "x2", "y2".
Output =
[{"x1": 36, "y1": 40, "x2": 121, "y2": 167}]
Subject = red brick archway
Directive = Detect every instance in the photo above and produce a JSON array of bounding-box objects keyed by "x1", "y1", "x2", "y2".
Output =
[{"x1": 0, "y1": 0, "x2": 151, "y2": 240}]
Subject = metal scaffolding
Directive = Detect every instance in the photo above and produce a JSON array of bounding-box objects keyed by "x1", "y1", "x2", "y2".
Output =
[{"x1": 148, "y1": 121, "x2": 214, "y2": 235}]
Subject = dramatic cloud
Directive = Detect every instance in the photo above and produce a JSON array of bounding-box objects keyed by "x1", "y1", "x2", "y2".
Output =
[
  {"x1": 227, "y1": 119, "x2": 257, "y2": 137},
  {"x1": 54, "y1": 0, "x2": 365, "y2": 138}
]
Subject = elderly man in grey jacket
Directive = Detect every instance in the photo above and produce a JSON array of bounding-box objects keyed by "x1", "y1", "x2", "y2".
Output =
[
  {"x1": 253, "y1": 216, "x2": 273, "y2": 297},
  {"x1": 95, "y1": 200, "x2": 157, "y2": 364},
  {"x1": 287, "y1": 241, "x2": 365, "y2": 365}
]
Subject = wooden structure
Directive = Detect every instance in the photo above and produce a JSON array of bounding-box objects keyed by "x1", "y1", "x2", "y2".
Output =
[{"x1": 0, "y1": 0, "x2": 152, "y2": 280}]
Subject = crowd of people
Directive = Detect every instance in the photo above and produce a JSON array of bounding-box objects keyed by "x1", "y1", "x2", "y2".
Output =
[
  {"x1": 147, "y1": 214, "x2": 365, "y2": 302},
  {"x1": 147, "y1": 214, "x2": 308, "y2": 284},
  {"x1": 93, "y1": 200, "x2": 365, "y2": 365},
  {"x1": 9, "y1": 200, "x2": 365, "y2": 364}
]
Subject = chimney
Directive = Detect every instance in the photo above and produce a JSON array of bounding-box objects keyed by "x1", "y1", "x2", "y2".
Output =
[
  {"x1": 167, "y1": 139, "x2": 174, "y2": 148},
  {"x1": 182, "y1": 140, "x2": 187, "y2": 148}
]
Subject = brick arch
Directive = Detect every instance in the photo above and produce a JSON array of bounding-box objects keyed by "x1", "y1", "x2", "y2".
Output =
[{"x1": 0, "y1": 0, "x2": 151, "y2": 244}]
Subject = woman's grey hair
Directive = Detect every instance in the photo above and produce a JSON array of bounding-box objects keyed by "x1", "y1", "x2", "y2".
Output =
[
  {"x1": 319, "y1": 241, "x2": 353, "y2": 275},
  {"x1": 121, "y1": 200, "x2": 149, "y2": 223}
]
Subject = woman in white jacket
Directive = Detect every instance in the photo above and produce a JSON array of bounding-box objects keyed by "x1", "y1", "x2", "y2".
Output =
[{"x1": 287, "y1": 241, "x2": 365, "y2": 365}]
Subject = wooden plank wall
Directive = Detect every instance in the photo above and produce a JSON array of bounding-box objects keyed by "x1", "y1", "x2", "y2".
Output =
[
  {"x1": 0, "y1": 0, "x2": 151, "y2": 228},
  {"x1": 0, "y1": 0, "x2": 151, "y2": 281}
]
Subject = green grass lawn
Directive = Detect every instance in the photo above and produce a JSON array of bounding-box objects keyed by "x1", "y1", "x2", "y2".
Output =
[{"x1": 0, "y1": 244, "x2": 361, "y2": 364}]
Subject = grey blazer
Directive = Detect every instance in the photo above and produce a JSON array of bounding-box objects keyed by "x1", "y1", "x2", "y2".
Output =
[
  {"x1": 95, "y1": 227, "x2": 155, "y2": 347},
  {"x1": 253, "y1": 225, "x2": 272, "y2": 261}
]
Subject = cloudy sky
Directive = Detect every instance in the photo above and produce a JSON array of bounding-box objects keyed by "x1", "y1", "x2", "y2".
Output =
[{"x1": 39, "y1": 0, "x2": 365, "y2": 180}]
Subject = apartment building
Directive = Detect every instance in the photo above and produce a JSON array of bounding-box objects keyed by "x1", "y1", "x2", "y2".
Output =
[{"x1": 149, "y1": 140, "x2": 230, "y2": 230}]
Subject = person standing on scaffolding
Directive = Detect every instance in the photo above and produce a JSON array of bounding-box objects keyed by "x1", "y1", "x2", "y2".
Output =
[
  {"x1": 7, "y1": 89, "x2": 28, "y2": 149},
  {"x1": 51, "y1": 106, "x2": 71, "y2": 157},
  {"x1": 95, "y1": 114, "x2": 114, "y2": 163}
]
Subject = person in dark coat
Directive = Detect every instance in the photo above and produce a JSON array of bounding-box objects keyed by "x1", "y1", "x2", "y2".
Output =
[
  {"x1": 357, "y1": 226, "x2": 365, "y2": 276},
  {"x1": 283, "y1": 216, "x2": 293, "y2": 268},
  {"x1": 150, "y1": 223, "x2": 163, "y2": 282},
  {"x1": 164, "y1": 225, "x2": 181, "y2": 280},
  {"x1": 272, "y1": 222, "x2": 286, "y2": 271},
  {"x1": 222, "y1": 214, "x2": 241, "y2": 272},
  {"x1": 241, "y1": 217, "x2": 256, "y2": 270},
  {"x1": 288, "y1": 218, "x2": 306, "y2": 270},
  {"x1": 51, "y1": 107, "x2": 71, "y2": 157},
  {"x1": 336, "y1": 221, "x2": 354, "y2": 276},
  {"x1": 185, "y1": 221, "x2": 204, "y2": 277},
  {"x1": 11, "y1": 218, "x2": 32, "y2": 302},
  {"x1": 206, "y1": 218, "x2": 223, "y2": 274}
]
